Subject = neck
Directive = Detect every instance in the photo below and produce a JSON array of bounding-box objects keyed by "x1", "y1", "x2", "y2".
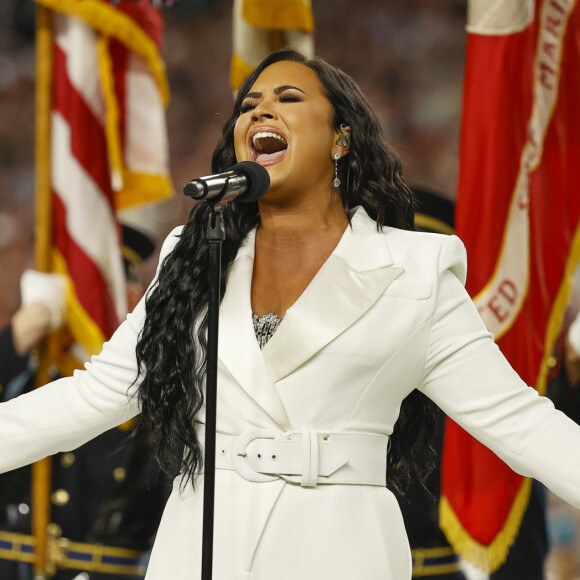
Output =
[{"x1": 257, "y1": 192, "x2": 348, "y2": 249}]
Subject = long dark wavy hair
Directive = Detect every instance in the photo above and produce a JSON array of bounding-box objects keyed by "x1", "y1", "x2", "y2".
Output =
[{"x1": 133, "y1": 49, "x2": 437, "y2": 497}]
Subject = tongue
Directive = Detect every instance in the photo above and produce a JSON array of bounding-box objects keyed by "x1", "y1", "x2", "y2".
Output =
[{"x1": 256, "y1": 149, "x2": 287, "y2": 164}]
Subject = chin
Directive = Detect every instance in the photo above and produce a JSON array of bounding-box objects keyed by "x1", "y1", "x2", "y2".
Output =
[{"x1": 260, "y1": 163, "x2": 287, "y2": 186}]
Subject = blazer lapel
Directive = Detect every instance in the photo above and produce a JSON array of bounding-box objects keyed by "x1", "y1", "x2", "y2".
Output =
[
  {"x1": 218, "y1": 231, "x2": 291, "y2": 429},
  {"x1": 263, "y1": 209, "x2": 403, "y2": 383}
]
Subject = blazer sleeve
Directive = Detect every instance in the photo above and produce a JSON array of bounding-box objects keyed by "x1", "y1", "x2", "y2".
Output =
[
  {"x1": 0, "y1": 227, "x2": 183, "y2": 473},
  {"x1": 418, "y1": 235, "x2": 580, "y2": 508}
]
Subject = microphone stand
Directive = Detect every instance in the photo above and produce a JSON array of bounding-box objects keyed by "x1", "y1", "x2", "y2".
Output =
[
  {"x1": 201, "y1": 206, "x2": 225, "y2": 580},
  {"x1": 185, "y1": 164, "x2": 268, "y2": 579}
]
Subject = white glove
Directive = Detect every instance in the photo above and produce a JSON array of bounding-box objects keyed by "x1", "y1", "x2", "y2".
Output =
[
  {"x1": 568, "y1": 310, "x2": 580, "y2": 356},
  {"x1": 20, "y1": 270, "x2": 67, "y2": 332}
]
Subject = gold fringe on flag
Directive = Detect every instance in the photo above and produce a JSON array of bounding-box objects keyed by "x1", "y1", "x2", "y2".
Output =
[
  {"x1": 439, "y1": 477, "x2": 532, "y2": 573},
  {"x1": 95, "y1": 35, "x2": 172, "y2": 209},
  {"x1": 53, "y1": 251, "x2": 108, "y2": 360},
  {"x1": 96, "y1": 36, "x2": 124, "y2": 192},
  {"x1": 116, "y1": 171, "x2": 174, "y2": 210},
  {"x1": 537, "y1": 220, "x2": 580, "y2": 395}
]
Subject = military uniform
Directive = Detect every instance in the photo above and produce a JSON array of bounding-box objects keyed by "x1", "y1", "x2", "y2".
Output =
[{"x1": 0, "y1": 322, "x2": 169, "y2": 580}]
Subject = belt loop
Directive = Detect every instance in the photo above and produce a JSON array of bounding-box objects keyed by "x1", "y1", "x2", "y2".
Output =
[{"x1": 301, "y1": 428, "x2": 319, "y2": 487}]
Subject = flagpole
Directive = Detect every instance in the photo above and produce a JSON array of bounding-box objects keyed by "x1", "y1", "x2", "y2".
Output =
[{"x1": 32, "y1": 5, "x2": 55, "y2": 578}]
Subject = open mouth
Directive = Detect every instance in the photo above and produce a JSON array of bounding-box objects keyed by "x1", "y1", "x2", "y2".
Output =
[{"x1": 250, "y1": 130, "x2": 288, "y2": 166}]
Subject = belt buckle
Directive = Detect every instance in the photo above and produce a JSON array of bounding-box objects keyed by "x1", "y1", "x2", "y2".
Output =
[{"x1": 232, "y1": 429, "x2": 279, "y2": 482}]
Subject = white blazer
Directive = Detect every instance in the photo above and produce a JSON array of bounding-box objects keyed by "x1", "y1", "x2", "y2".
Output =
[{"x1": 1, "y1": 207, "x2": 580, "y2": 580}]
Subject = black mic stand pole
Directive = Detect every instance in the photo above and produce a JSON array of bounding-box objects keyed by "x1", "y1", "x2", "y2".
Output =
[{"x1": 201, "y1": 205, "x2": 225, "y2": 580}]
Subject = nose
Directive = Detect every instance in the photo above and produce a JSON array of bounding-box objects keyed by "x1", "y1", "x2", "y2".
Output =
[{"x1": 251, "y1": 99, "x2": 276, "y2": 122}]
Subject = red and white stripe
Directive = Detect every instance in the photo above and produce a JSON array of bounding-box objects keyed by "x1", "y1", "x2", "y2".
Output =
[{"x1": 52, "y1": 13, "x2": 126, "y2": 340}]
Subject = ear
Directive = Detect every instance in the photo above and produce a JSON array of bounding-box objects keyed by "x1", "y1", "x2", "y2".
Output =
[{"x1": 331, "y1": 124, "x2": 351, "y2": 160}]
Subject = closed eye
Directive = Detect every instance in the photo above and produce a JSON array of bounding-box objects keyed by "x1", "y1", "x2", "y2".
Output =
[
  {"x1": 240, "y1": 100, "x2": 256, "y2": 113},
  {"x1": 278, "y1": 91, "x2": 301, "y2": 103},
  {"x1": 239, "y1": 90, "x2": 303, "y2": 114}
]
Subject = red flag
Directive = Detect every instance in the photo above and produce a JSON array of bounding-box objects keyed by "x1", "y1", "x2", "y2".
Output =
[
  {"x1": 35, "y1": 0, "x2": 172, "y2": 363},
  {"x1": 441, "y1": 0, "x2": 580, "y2": 571}
]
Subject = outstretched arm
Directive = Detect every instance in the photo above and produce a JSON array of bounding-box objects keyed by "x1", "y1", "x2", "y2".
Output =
[
  {"x1": 419, "y1": 237, "x2": 580, "y2": 508},
  {"x1": 0, "y1": 227, "x2": 183, "y2": 474}
]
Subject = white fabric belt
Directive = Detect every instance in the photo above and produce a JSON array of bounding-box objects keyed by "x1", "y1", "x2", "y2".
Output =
[{"x1": 214, "y1": 429, "x2": 388, "y2": 487}]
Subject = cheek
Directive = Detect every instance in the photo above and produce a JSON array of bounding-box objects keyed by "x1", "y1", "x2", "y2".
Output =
[
  {"x1": 233, "y1": 118, "x2": 247, "y2": 158},
  {"x1": 293, "y1": 115, "x2": 334, "y2": 157}
]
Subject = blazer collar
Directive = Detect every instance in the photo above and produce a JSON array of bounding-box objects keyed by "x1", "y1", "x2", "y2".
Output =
[
  {"x1": 218, "y1": 237, "x2": 292, "y2": 429},
  {"x1": 218, "y1": 207, "x2": 403, "y2": 421},
  {"x1": 262, "y1": 208, "x2": 402, "y2": 382}
]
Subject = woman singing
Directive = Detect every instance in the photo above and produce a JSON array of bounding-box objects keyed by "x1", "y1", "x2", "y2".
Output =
[{"x1": 1, "y1": 49, "x2": 580, "y2": 579}]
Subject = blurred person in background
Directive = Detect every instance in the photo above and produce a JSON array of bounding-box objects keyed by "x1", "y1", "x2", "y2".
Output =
[
  {"x1": 548, "y1": 308, "x2": 580, "y2": 420},
  {"x1": 545, "y1": 303, "x2": 580, "y2": 579}
]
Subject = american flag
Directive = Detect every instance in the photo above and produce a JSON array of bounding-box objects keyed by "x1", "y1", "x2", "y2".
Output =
[{"x1": 35, "y1": 0, "x2": 172, "y2": 362}]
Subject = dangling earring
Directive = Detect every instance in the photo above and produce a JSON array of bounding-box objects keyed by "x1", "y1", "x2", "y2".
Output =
[
  {"x1": 335, "y1": 124, "x2": 350, "y2": 147},
  {"x1": 333, "y1": 153, "x2": 341, "y2": 188}
]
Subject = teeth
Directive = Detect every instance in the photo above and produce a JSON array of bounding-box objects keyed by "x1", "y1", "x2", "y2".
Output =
[{"x1": 252, "y1": 131, "x2": 287, "y2": 148}]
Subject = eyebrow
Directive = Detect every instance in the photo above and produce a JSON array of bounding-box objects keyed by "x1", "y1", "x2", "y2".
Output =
[{"x1": 243, "y1": 85, "x2": 307, "y2": 99}]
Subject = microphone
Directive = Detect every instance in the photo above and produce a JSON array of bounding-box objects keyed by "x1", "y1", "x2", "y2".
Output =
[{"x1": 183, "y1": 161, "x2": 270, "y2": 204}]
